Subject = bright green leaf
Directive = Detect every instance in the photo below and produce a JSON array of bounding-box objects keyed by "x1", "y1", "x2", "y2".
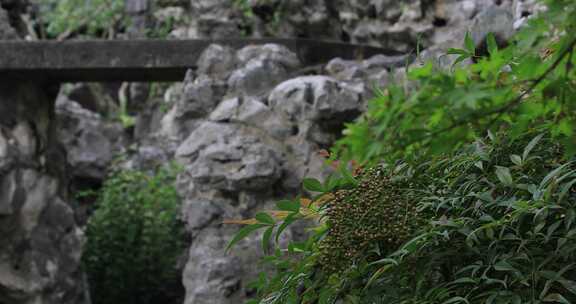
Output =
[
  {"x1": 226, "y1": 224, "x2": 267, "y2": 253},
  {"x1": 303, "y1": 178, "x2": 325, "y2": 193},
  {"x1": 495, "y1": 166, "x2": 514, "y2": 186}
]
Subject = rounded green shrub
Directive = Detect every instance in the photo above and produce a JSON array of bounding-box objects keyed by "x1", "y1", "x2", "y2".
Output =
[{"x1": 82, "y1": 168, "x2": 185, "y2": 304}]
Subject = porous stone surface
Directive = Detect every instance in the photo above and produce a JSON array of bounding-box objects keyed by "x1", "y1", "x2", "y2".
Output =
[
  {"x1": 268, "y1": 76, "x2": 363, "y2": 146},
  {"x1": 167, "y1": 0, "x2": 543, "y2": 53},
  {"x1": 159, "y1": 43, "x2": 301, "y2": 141},
  {"x1": 0, "y1": 7, "x2": 87, "y2": 304},
  {"x1": 228, "y1": 44, "x2": 301, "y2": 96},
  {"x1": 55, "y1": 97, "x2": 127, "y2": 183},
  {"x1": 160, "y1": 73, "x2": 228, "y2": 141},
  {"x1": 196, "y1": 44, "x2": 238, "y2": 79},
  {"x1": 0, "y1": 69, "x2": 86, "y2": 304},
  {"x1": 176, "y1": 122, "x2": 284, "y2": 192},
  {"x1": 162, "y1": 45, "x2": 344, "y2": 304},
  {"x1": 209, "y1": 96, "x2": 293, "y2": 140}
]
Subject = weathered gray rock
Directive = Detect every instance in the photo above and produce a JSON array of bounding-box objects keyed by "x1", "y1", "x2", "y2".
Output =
[
  {"x1": 0, "y1": 83, "x2": 87, "y2": 304},
  {"x1": 178, "y1": 185, "x2": 297, "y2": 304},
  {"x1": 179, "y1": 75, "x2": 227, "y2": 118},
  {"x1": 0, "y1": 8, "x2": 86, "y2": 303},
  {"x1": 159, "y1": 43, "x2": 300, "y2": 139},
  {"x1": 236, "y1": 44, "x2": 301, "y2": 70},
  {"x1": 228, "y1": 59, "x2": 292, "y2": 96},
  {"x1": 177, "y1": 157, "x2": 325, "y2": 304},
  {"x1": 0, "y1": 170, "x2": 84, "y2": 303},
  {"x1": 0, "y1": 161, "x2": 16, "y2": 216},
  {"x1": 325, "y1": 58, "x2": 365, "y2": 82},
  {"x1": 164, "y1": 41, "x2": 349, "y2": 302},
  {"x1": 181, "y1": 198, "x2": 222, "y2": 233},
  {"x1": 471, "y1": 6, "x2": 514, "y2": 47},
  {"x1": 197, "y1": 44, "x2": 237, "y2": 80},
  {"x1": 168, "y1": 0, "x2": 544, "y2": 54},
  {"x1": 363, "y1": 54, "x2": 411, "y2": 71},
  {"x1": 56, "y1": 97, "x2": 126, "y2": 182},
  {"x1": 160, "y1": 73, "x2": 227, "y2": 140},
  {"x1": 176, "y1": 122, "x2": 284, "y2": 192},
  {"x1": 182, "y1": 226, "x2": 263, "y2": 304},
  {"x1": 227, "y1": 44, "x2": 301, "y2": 96},
  {"x1": 269, "y1": 76, "x2": 362, "y2": 122},
  {"x1": 513, "y1": 0, "x2": 546, "y2": 29},
  {"x1": 173, "y1": 115, "x2": 301, "y2": 304},
  {"x1": 324, "y1": 54, "x2": 414, "y2": 97},
  {"x1": 268, "y1": 76, "x2": 363, "y2": 146},
  {"x1": 209, "y1": 97, "x2": 293, "y2": 140}
]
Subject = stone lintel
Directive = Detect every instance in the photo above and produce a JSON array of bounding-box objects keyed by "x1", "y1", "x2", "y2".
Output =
[{"x1": 0, "y1": 38, "x2": 398, "y2": 82}]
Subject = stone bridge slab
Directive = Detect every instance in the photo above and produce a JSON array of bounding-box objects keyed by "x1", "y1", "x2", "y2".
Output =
[{"x1": 0, "y1": 39, "x2": 396, "y2": 82}]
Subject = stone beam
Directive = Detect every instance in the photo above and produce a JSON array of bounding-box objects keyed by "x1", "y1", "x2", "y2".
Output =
[{"x1": 0, "y1": 39, "x2": 398, "y2": 82}]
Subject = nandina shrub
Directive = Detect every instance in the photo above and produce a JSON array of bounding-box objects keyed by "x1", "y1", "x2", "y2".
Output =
[
  {"x1": 358, "y1": 133, "x2": 576, "y2": 303},
  {"x1": 82, "y1": 168, "x2": 185, "y2": 304},
  {"x1": 228, "y1": 133, "x2": 576, "y2": 303},
  {"x1": 318, "y1": 166, "x2": 425, "y2": 274}
]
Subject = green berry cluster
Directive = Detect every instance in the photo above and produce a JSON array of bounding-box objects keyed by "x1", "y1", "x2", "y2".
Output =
[{"x1": 318, "y1": 166, "x2": 424, "y2": 273}]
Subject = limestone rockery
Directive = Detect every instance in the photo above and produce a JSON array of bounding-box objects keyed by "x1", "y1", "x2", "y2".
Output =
[
  {"x1": 0, "y1": 5, "x2": 87, "y2": 304},
  {"x1": 1, "y1": 0, "x2": 543, "y2": 304}
]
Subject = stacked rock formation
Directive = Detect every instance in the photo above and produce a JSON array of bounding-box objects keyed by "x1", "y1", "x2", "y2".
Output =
[{"x1": 0, "y1": 5, "x2": 86, "y2": 304}]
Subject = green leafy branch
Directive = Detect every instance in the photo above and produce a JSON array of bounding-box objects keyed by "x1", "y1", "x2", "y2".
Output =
[{"x1": 407, "y1": 36, "x2": 576, "y2": 151}]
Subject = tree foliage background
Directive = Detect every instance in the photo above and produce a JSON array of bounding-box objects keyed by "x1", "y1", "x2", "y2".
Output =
[{"x1": 38, "y1": 0, "x2": 125, "y2": 38}]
